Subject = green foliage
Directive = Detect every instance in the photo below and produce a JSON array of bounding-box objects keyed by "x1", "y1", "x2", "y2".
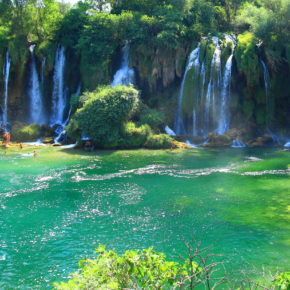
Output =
[
  {"x1": 235, "y1": 32, "x2": 259, "y2": 87},
  {"x1": 70, "y1": 93, "x2": 81, "y2": 114},
  {"x1": 199, "y1": 38, "x2": 208, "y2": 63},
  {"x1": 67, "y1": 85, "x2": 140, "y2": 146},
  {"x1": 138, "y1": 107, "x2": 166, "y2": 132},
  {"x1": 145, "y1": 134, "x2": 173, "y2": 149},
  {"x1": 221, "y1": 41, "x2": 233, "y2": 70},
  {"x1": 118, "y1": 122, "x2": 152, "y2": 148},
  {"x1": 54, "y1": 245, "x2": 183, "y2": 289},
  {"x1": 11, "y1": 122, "x2": 42, "y2": 142},
  {"x1": 181, "y1": 66, "x2": 199, "y2": 118},
  {"x1": 54, "y1": 243, "x2": 289, "y2": 289},
  {"x1": 235, "y1": 0, "x2": 290, "y2": 45},
  {"x1": 76, "y1": 11, "x2": 134, "y2": 89},
  {"x1": 272, "y1": 272, "x2": 290, "y2": 289}
]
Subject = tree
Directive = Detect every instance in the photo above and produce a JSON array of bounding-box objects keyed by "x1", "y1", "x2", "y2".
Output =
[{"x1": 67, "y1": 85, "x2": 140, "y2": 146}]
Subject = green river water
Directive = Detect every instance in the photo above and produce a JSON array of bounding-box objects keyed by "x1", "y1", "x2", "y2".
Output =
[{"x1": 0, "y1": 146, "x2": 289, "y2": 288}]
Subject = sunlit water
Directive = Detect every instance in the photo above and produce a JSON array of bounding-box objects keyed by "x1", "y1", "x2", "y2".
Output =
[{"x1": 0, "y1": 147, "x2": 289, "y2": 288}]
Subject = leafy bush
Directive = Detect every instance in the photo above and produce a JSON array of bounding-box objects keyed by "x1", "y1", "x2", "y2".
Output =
[
  {"x1": 138, "y1": 107, "x2": 166, "y2": 132},
  {"x1": 11, "y1": 122, "x2": 42, "y2": 142},
  {"x1": 272, "y1": 272, "x2": 290, "y2": 289},
  {"x1": 145, "y1": 134, "x2": 173, "y2": 149},
  {"x1": 118, "y1": 122, "x2": 152, "y2": 148},
  {"x1": 54, "y1": 245, "x2": 186, "y2": 289},
  {"x1": 67, "y1": 85, "x2": 140, "y2": 146},
  {"x1": 54, "y1": 243, "x2": 289, "y2": 289},
  {"x1": 235, "y1": 32, "x2": 259, "y2": 87}
]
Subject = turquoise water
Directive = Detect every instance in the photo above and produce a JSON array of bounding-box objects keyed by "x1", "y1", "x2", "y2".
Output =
[{"x1": 0, "y1": 146, "x2": 289, "y2": 288}]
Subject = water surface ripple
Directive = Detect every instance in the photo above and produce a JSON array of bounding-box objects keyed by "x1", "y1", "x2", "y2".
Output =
[{"x1": 0, "y1": 147, "x2": 289, "y2": 288}]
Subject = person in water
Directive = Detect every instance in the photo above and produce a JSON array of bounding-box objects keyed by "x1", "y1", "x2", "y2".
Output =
[
  {"x1": 33, "y1": 151, "x2": 37, "y2": 157},
  {"x1": 19, "y1": 142, "x2": 23, "y2": 149}
]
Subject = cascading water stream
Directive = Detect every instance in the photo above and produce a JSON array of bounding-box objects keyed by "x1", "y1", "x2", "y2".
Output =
[
  {"x1": 28, "y1": 45, "x2": 44, "y2": 124},
  {"x1": 218, "y1": 36, "x2": 236, "y2": 134},
  {"x1": 232, "y1": 139, "x2": 246, "y2": 148},
  {"x1": 174, "y1": 35, "x2": 236, "y2": 139},
  {"x1": 175, "y1": 43, "x2": 200, "y2": 135},
  {"x1": 203, "y1": 37, "x2": 222, "y2": 136},
  {"x1": 50, "y1": 46, "x2": 66, "y2": 126},
  {"x1": 41, "y1": 57, "x2": 46, "y2": 88},
  {"x1": 111, "y1": 42, "x2": 135, "y2": 86},
  {"x1": 2, "y1": 50, "x2": 10, "y2": 126},
  {"x1": 260, "y1": 57, "x2": 271, "y2": 127},
  {"x1": 54, "y1": 83, "x2": 81, "y2": 143}
]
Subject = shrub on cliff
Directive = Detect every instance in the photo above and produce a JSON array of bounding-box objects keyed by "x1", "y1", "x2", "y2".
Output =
[
  {"x1": 67, "y1": 85, "x2": 140, "y2": 146},
  {"x1": 235, "y1": 32, "x2": 259, "y2": 87},
  {"x1": 139, "y1": 107, "x2": 165, "y2": 132},
  {"x1": 11, "y1": 122, "x2": 42, "y2": 142}
]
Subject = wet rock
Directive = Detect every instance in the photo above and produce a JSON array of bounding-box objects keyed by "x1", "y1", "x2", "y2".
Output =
[
  {"x1": 224, "y1": 128, "x2": 241, "y2": 139},
  {"x1": 186, "y1": 135, "x2": 205, "y2": 145},
  {"x1": 42, "y1": 137, "x2": 54, "y2": 144},
  {"x1": 247, "y1": 134, "x2": 274, "y2": 147},
  {"x1": 205, "y1": 132, "x2": 232, "y2": 146},
  {"x1": 52, "y1": 142, "x2": 62, "y2": 147},
  {"x1": 11, "y1": 122, "x2": 42, "y2": 142},
  {"x1": 41, "y1": 124, "x2": 54, "y2": 137}
]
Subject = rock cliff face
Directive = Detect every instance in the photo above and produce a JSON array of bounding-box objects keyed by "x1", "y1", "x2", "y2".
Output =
[
  {"x1": 130, "y1": 45, "x2": 188, "y2": 93},
  {"x1": 1, "y1": 34, "x2": 289, "y2": 139}
]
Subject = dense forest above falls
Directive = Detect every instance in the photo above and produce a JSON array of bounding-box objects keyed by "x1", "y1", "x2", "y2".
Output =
[{"x1": 0, "y1": 0, "x2": 289, "y2": 147}]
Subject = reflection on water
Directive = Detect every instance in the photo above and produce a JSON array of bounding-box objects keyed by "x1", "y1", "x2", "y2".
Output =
[{"x1": 0, "y1": 147, "x2": 289, "y2": 288}]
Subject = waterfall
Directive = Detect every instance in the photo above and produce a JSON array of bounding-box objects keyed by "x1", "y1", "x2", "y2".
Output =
[
  {"x1": 41, "y1": 57, "x2": 46, "y2": 88},
  {"x1": 165, "y1": 125, "x2": 176, "y2": 136},
  {"x1": 203, "y1": 37, "x2": 222, "y2": 136},
  {"x1": 111, "y1": 42, "x2": 135, "y2": 86},
  {"x1": 260, "y1": 58, "x2": 271, "y2": 126},
  {"x1": 175, "y1": 34, "x2": 236, "y2": 138},
  {"x1": 2, "y1": 50, "x2": 10, "y2": 126},
  {"x1": 218, "y1": 36, "x2": 236, "y2": 134},
  {"x1": 54, "y1": 82, "x2": 81, "y2": 143},
  {"x1": 28, "y1": 45, "x2": 44, "y2": 124},
  {"x1": 175, "y1": 43, "x2": 200, "y2": 135},
  {"x1": 232, "y1": 139, "x2": 246, "y2": 148},
  {"x1": 50, "y1": 46, "x2": 66, "y2": 126}
]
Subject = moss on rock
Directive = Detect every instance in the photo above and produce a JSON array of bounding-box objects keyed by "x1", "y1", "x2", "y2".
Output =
[
  {"x1": 11, "y1": 122, "x2": 42, "y2": 142},
  {"x1": 145, "y1": 134, "x2": 173, "y2": 149}
]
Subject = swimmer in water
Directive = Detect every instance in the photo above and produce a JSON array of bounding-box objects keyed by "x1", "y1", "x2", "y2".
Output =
[
  {"x1": 33, "y1": 151, "x2": 37, "y2": 157},
  {"x1": 19, "y1": 142, "x2": 23, "y2": 149}
]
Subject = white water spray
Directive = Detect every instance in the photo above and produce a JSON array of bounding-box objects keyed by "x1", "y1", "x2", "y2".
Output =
[
  {"x1": 28, "y1": 45, "x2": 44, "y2": 124},
  {"x1": 175, "y1": 43, "x2": 201, "y2": 135},
  {"x1": 111, "y1": 43, "x2": 135, "y2": 86},
  {"x1": 232, "y1": 139, "x2": 246, "y2": 148},
  {"x1": 50, "y1": 46, "x2": 66, "y2": 126},
  {"x1": 54, "y1": 82, "x2": 81, "y2": 143},
  {"x1": 2, "y1": 50, "x2": 10, "y2": 125},
  {"x1": 260, "y1": 58, "x2": 272, "y2": 128},
  {"x1": 218, "y1": 36, "x2": 236, "y2": 134}
]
